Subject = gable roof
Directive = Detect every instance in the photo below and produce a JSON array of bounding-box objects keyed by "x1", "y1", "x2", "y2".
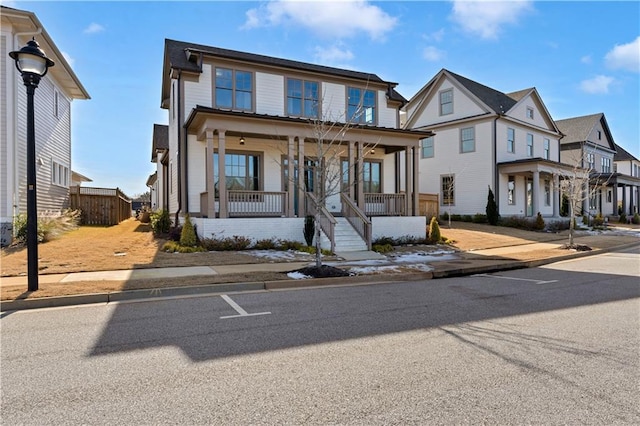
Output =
[
  {"x1": 614, "y1": 143, "x2": 638, "y2": 162},
  {"x1": 555, "y1": 113, "x2": 616, "y2": 151},
  {"x1": 162, "y1": 39, "x2": 406, "y2": 108},
  {"x1": 151, "y1": 124, "x2": 169, "y2": 162},
  {"x1": 1, "y1": 5, "x2": 90, "y2": 100},
  {"x1": 445, "y1": 69, "x2": 518, "y2": 114}
]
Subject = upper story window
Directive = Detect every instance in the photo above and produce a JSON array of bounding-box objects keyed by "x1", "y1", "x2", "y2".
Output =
[
  {"x1": 527, "y1": 133, "x2": 534, "y2": 157},
  {"x1": 215, "y1": 68, "x2": 253, "y2": 111},
  {"x1": 52, "y1": 160, "x2": 69, "y2": 187},
  {"x1": 586, "y1": 153, "x2": 595, "y2": 170},
  {"x1": 601, "y1": 157, "x2": 611, "y2": 173},
  {"x1": 348, "y1": 87, "x2": 376, "y2": 124},
  {"x1": 53, "y1": 89, "x2": 60, "y2": 118},
  {"x1": 543, "y1": 138, "x2": 550, "y2": 160},
  {"x1": 421, "y1": 137, "x2": 434, "y2": 158},
  {"x1": 461, "y1": 127, "x2": 475, "y2": 153},
  {"x1": 287, "y1": 78, "x2": 319, "y2": 118},
  {"x1": 439, "y1": 89, "x2": 453, "y2": 115},
  {"x1": 507, "y1": 128, "x2": 515, "y2": 153},
  {"x1": 526, "y1": 107, "x2": 534, "y2": 119},
  {"x1": 597, "y1": 130, "x2": 602, "y2": 140}
]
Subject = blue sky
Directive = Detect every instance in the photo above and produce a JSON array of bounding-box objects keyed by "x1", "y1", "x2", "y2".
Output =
[{"x1": 5, "y1": 1, "x2": 639, "y2": 198}]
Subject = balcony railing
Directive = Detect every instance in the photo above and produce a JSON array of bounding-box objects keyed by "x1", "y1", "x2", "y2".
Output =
[{"x1": 364, "y1": 193, "x2": 406, "y2": 216}]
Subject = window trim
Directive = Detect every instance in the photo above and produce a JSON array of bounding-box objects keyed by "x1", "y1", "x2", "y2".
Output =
[
  {"x1": 460, "y1": 127, "x2": 475, "y2": 153},
  {"x1": 526, "y1": 133, "x2": 534, "y2": 157},
  {"x1": 421, "y1": 136, "x2": 434, "y2": 158},
  {"x1": 213, "y1": 150, "x2": 263, "y2": 198},
  {"x1": 526, "y1": 107, "x2": 534, "y2": 119},
  {"x1": 286, "y1": 77, "x2": 320, "y2": 119},
  {"x1": 51, "y1": 160, "x2": 69, "y2": 187},
  {"x1": 507, "y1": 128, "x2": 515, "y2": 153},
  {"x1": 441, "y1": 174, "x2": 455, "y2": 206},
  {"x1": 544, "y1": 179, "x2": 551, "y2": 206},
  {"x1": 439, "y1": 88, "x2": 453, "y2": 116},
  {"x1": 214, "y1": 67, "x2": 254, "y2": 112},
  {"x1": 53, "y1": 89, "x2": 60, "y2": 118},
  {"x1": 347, "y1": 86, "x2": 377, "y2": 125},
  {"x1": 341, "y1": 158, "x2": 383, "y2": 194},
  {"x1": 543, "y1": 138, "x2": 550, "y2": 160}
]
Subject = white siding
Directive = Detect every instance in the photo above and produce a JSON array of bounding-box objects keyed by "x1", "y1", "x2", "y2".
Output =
[
  {"x1": 168, "y1": 79, "x2": 179, "y2": 216},
  {"x1": 496, "y1": 120, "x2": 560, "y2": 163},
  {"x1": 321, "y1": 82, "x2": 346, "y2": 121},
  {"x1": 382, "y1": 152, "x2": 397, "y2": 193},
  {"x1": 1, "y1": 34, "x2": 9, "y2": 220},
  {"x1": 256, "y1": 72, "x2": 284, "y2": 116},
  {"x1": 183, "y1": 63, "x2": 212, "y2": 120},
  {"x1": 508, "y1": 95, "x2": 549, "y2": 130},
  {"x1": 187, "y1": 135, "x2": 206, "y2": 213},
  {"x1": 377, "y1": 91, "x2": 396, "y2": 128}
]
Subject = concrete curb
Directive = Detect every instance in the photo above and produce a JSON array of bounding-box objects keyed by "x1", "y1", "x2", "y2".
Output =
[{"x1": 2, "y1": 241, "x2": 637, "y2": 312}]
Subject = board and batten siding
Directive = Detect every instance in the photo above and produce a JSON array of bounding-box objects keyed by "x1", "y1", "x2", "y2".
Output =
[
  {"x1": 256, "y1": 72, "x2": 284, "y2": 116},
  {"x1": 377, "y1": 91, "x2": 397, "y2": 128},
  {"x1": 321, "y1": 82, "x2": 346, "y2": 122}
]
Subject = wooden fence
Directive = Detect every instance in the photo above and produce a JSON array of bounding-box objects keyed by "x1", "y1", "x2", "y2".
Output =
[
  {"x1": 419, "y1": 193, "x2": 439, "y2": 220},
  {"x1": 70, "y1": 186, "x2": 132, "y2": 226}
]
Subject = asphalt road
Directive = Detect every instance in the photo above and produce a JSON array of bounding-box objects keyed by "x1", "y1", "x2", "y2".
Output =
[{"x1": 2, "y1": 248, "x2": 639, "y2": 424}]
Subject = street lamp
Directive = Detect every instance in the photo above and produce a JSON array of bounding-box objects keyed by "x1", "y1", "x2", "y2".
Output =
[{"x1": 9, "y1": 38, "x2": 54, "y2": 292}]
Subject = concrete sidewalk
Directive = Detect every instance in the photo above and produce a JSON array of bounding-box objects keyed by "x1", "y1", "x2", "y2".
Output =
[{"x1": 2, "y1": 232, "x2": 638, "y2": 312}]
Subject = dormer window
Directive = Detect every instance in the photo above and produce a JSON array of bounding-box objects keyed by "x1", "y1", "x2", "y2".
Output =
[
  {"x1": 439, "y1": 89, "x2": 453, "y2": 115},
  {"x1": 526, "y1": 107, "x2": 534, "y2": 119},
  {"x1": 215, "y1": 68, "x2": 253, "y2": 111}
]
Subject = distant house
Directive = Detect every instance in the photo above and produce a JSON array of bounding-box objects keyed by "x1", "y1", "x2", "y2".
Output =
[
  {"x1": 71, "y1": 170, "x2": 92, "y2": 187},
  {"x1": 149, "y1": 123, "x2": 168, "y2": 211},
  {"x1": 403, "y1": 69, "x2": 574, "y2": 220},
  {"x1": 556, "y1": 113, "x2": 638, "y2": 217},
  {"x1": 1, "y1": 5, "x2": 90, "y2": 246},
  {"x1": 613, "y1": 143, "x2": 640, "y2": 216},
  {"x1": 152, "y1": 39, "x2": 432, "y2": 251}
]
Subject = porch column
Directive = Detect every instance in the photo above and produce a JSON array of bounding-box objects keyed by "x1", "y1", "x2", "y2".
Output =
[
  {"x1": 287, "y1": 136, "x2": 295, "y2": 217},
  {"x1": 413, "y1": 145, "x2": 420, "y2": 216},
  {"x1": 612, "y1": 183, "x2": 618, "y2": 215},
  {"x1": 405, "y1": 145, "x2": 411, "y2": 215},
  {"x1": 218, "y1": 130, "x2": 228, "y2": 218},
  {"x1": 582, "y1": 182, "x2": 588, "y2": 215},
  {"x1": 348, "y1": 140, "x2": 355, "y2": 199},
  {"x1": 629, "y1": 185, "x2": 636, "y2": 215},
  {"x1": 297, "y1": 137, "x2": 305, "y2": 216},
  {"x1": 552, "y1": 173, "x2": 560, "y2": 218},
  {"x1": 532, "y1": 170, "x2": 540, "y2": 215},
  {"x1": 621, "y1": 184, "x2": 627, "y2": 216},
  {"x1": 357, "y1": 141, "x2": 365, "y2": 211},
  {"x1": 205, "y1": 129, "x2": 215, "y2": 218}
]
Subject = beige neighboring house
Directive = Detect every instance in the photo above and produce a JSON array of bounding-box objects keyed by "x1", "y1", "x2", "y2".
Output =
[
  {"x1": 153, "y1": 39, "x2": 432, "y2": 252},
  {"x1": 71, "y1": 170, "x2": 92, "y2": 187},
  {"x1": 403, "y1": 69, "x2": 574, "y2": 220},
  {"x1": 1, "y1": 6, "x2": 90, "y2": 246},
  {"x1": 556, "y1": 113, "x2": 638, "y2": 217}
]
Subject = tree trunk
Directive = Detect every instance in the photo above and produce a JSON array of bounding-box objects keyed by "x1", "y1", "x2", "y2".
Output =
[{"x1": 314, "y1": 213, "x2": 322, "y2": 268}]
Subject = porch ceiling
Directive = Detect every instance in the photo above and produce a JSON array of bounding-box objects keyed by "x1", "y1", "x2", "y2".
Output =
[{"x1": 185, "y1": 106, "x2": 433, "y2": 148}]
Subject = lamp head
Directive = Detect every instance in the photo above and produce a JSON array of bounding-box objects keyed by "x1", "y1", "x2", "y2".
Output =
[{"x1": 9, "y1": 38, "x2": 54, "y2": 77}]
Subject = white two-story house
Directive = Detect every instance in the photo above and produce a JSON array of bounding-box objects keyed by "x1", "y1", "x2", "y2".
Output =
[
  {"x1": 555, "y1": 113, "x2": 635, "y2": 217},
  {"x1": 153, "y1": 39, "x2": 432, "y2": 252},
  {"x1": 403, "y1": 69, "x2": 574, "y2": 220},
  {"x1": 1, "y1": 6, "x2": 90, "y2": 246}
]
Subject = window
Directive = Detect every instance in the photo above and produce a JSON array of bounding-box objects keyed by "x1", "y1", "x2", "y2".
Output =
[
  {"x1": 508, "y1": 175, "x2": 516, "y2": 205},
  {"x1": 348, "y1": 87, "x2": 376, "y2": 124},
  {"x1": 597, "y1": 130, "x2": 602, "y2": 140},
  {"x1": 441, "y1": 175, "x2": 454, "y2": 205},
  {"x1": 439, "y1": 89, "x2": 453, "y2": 115},
  {"x1": 589, "y1": 193, "x2": 597, "y2": 210},
  {"x1": 421, "y1": 137, "x2": 434, "y2": 158},
  {"x1": 213, "y1": 152, "x2": 260, "y2": 197},
  {"x1": 52, "y1": 161, "x2": 69, "y2": 187},
  {"x1": 527, "y1": 134, "x2": 534, "y2": 157},
  {"x1": 53, "y1": 89, "x2": 59, "y2": 118},
  {"x1": 507, "y1": 128, "x2": 515, "y2": 153},
  {"x1": 526, "y1": 107, "x2": 534, "y2": 119},
  {"x1": 543, "y1": 138, "x2": 550, "y2": 160},
  {"x1": 287, "y1": 78, "x2": 319, "y2": 118},
  {"x1": 341, "y1": 159, "x2": 381, "y2": 193},
  {"x1": 586, "y1": 153, "x2": 595, "y2": 170},
  {"x1": 215, "y1": 68, "x2": 253, "y2": 111},
  {"x1": 460, "y1": 127, "x2": 475, "y2": 153},
  {"x1": 607, "y1": 190, "x2": 612, "y2": 203},
  {"x1": 544, "y1": 179, "x2": 551, "y2": 206},
  {"x1": 601, "y1": 157, "x2": 611, "y2": 173}
]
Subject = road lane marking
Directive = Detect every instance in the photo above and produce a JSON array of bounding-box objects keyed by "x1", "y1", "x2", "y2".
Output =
[
  {"x1": 473, "y1": 274, "x2": 558, "y2": 285},
  {"x1": 220, "y1": 294, "x2": 271, "y2": 319}
]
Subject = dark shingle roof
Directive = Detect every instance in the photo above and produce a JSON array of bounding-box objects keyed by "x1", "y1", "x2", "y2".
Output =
[
  {"x1": 445, "y1": 69, "x2": 518, "y2": 114},
  {"x1": 555, "y1": 113, "x2": 603, "y2": 144},
  {"x1": 151, "y1": 124, "x2": 169, "y2": 161},
  {"x1": 614, "y1": 143, "x2": 638, "y2": 162}
]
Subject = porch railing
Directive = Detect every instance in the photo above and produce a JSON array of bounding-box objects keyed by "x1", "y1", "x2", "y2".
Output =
[
  {"x1": 364, "y1": 193, "x2": 406, "y2": 216},
  {"x1": 228, "y1": 190, "x2": 287, "y2": 217},
  {"x1": 341, "y1": 193, "x2": 372, "y2": 250},
  {"x1": 305, "y1": 192, "x2": 336, "y2": 253}
]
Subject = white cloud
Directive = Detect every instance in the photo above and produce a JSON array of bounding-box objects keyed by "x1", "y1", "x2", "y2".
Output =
[
  {"x1": 580, "y1": 75, "x2": 615, "y2": 94},
  {"x1": 83, "y1": 22, "x2": 105, "y2": 34},
  {"x1": 242, "y1": 0, "x2": 397, "y2": 40},
  {"x1": 423, "y1": 46, "x2": 445, "y2": 62},
  {"x1": 314, "y1": 45, "x2": 354, "y2": 65},
  {"x1": 605, "y1": 36, "x2": 640, "y2": 73},
  {"x1": 61, "y1": 51, "x2": 75, "y2": 67},
  {"x1": 450, "y1": 0, "x2": 533, "y2": 40},
  {"x1": 581, "y1": 55, "x2": 592, "y2": 64},
  {"x1": 425, "y1": 28, "x2": 445, "y2": 42}
]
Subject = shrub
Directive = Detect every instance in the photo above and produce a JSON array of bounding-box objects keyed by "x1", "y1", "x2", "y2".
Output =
[
  {"x1": 486, "y1": 187, "x2": 499, "y2": 225},
  {"x1": 546, "y1": 220, "x2": 570, "y2": 232},
  {"x1": 162, "y1": 241, "x2": 205, "y2": 253},
  {"x1": 372, "y1": 243, "x2": 393, "y2": 253},
  {"x1": 150, "y1": 209, "x2": 171, "y2": 235},
  {"x1": 254, "y1": 239, "x2": 277, "y2": 250},
  {"x1": 200, "y1": 234, "x2": 252, "y2": 251},
  {"x1": 619, "y1": 213, "x2": 627, "y2": 223},
  {"x1": 535, "y1": 212, "x2": 545, "y2": 230},
  {"x1": 277, "y1": 239, "x2": 304, "y2": 251},
  {"x1": 303, "y1": 215, "x2": 315, "y2": 247},
  {"x1": 428, "y1": 216, "x2": 442, "y2": 244},
  {"x1": 500, "y1": 215, "x2": 539, "y2": 231},
  {"x1": 13, "y1": 209, "x2": 81, "y2": 243},
  {"x1": 179, "y1": 215, "x2": 198, "y2": 247},
  {"x1": 472, "y1": 213, "x2": 488, "y2": 224},
  {"x1": 633, "y1": 213, "x2": 640, "y2": 225},
  {"x1": 593, "y1": 213, "x2": 604, "y2": 227}
]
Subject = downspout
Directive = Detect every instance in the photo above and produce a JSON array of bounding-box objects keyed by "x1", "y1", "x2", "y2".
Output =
[
  {"x1": 12, "y1": 26, "x2": 43, "y2": 222},
  {"x1": 174, "y1": 70, "x2": 182, "y2": 225}
]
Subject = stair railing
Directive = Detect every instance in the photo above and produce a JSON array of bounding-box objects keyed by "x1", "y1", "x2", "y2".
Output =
[
  {"x1": 304, "y1": 192, "x2": 337, "y2": 253},
  {"x1": 340, "y1": 193, "x2": 372, "y2": 250}
]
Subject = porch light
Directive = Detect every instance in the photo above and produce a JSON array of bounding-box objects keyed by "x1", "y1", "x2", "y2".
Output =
[{"x1": 239, "y1": 135, "x2": 245, "y2": 145}]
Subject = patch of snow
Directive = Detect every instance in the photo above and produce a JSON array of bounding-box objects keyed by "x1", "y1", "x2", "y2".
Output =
[
  {"x1": 287, "y1": 271, "x2": 312, "y2": 279},
  {"x1": 242, "y1": 250, "x2": 312, "y2": 261},
  {"x1": 387, "y1": 251, "x2": 457, "y2": 263},
  {"x1": 349, "y1": 265, "x2": 400, "y2": 275}
]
